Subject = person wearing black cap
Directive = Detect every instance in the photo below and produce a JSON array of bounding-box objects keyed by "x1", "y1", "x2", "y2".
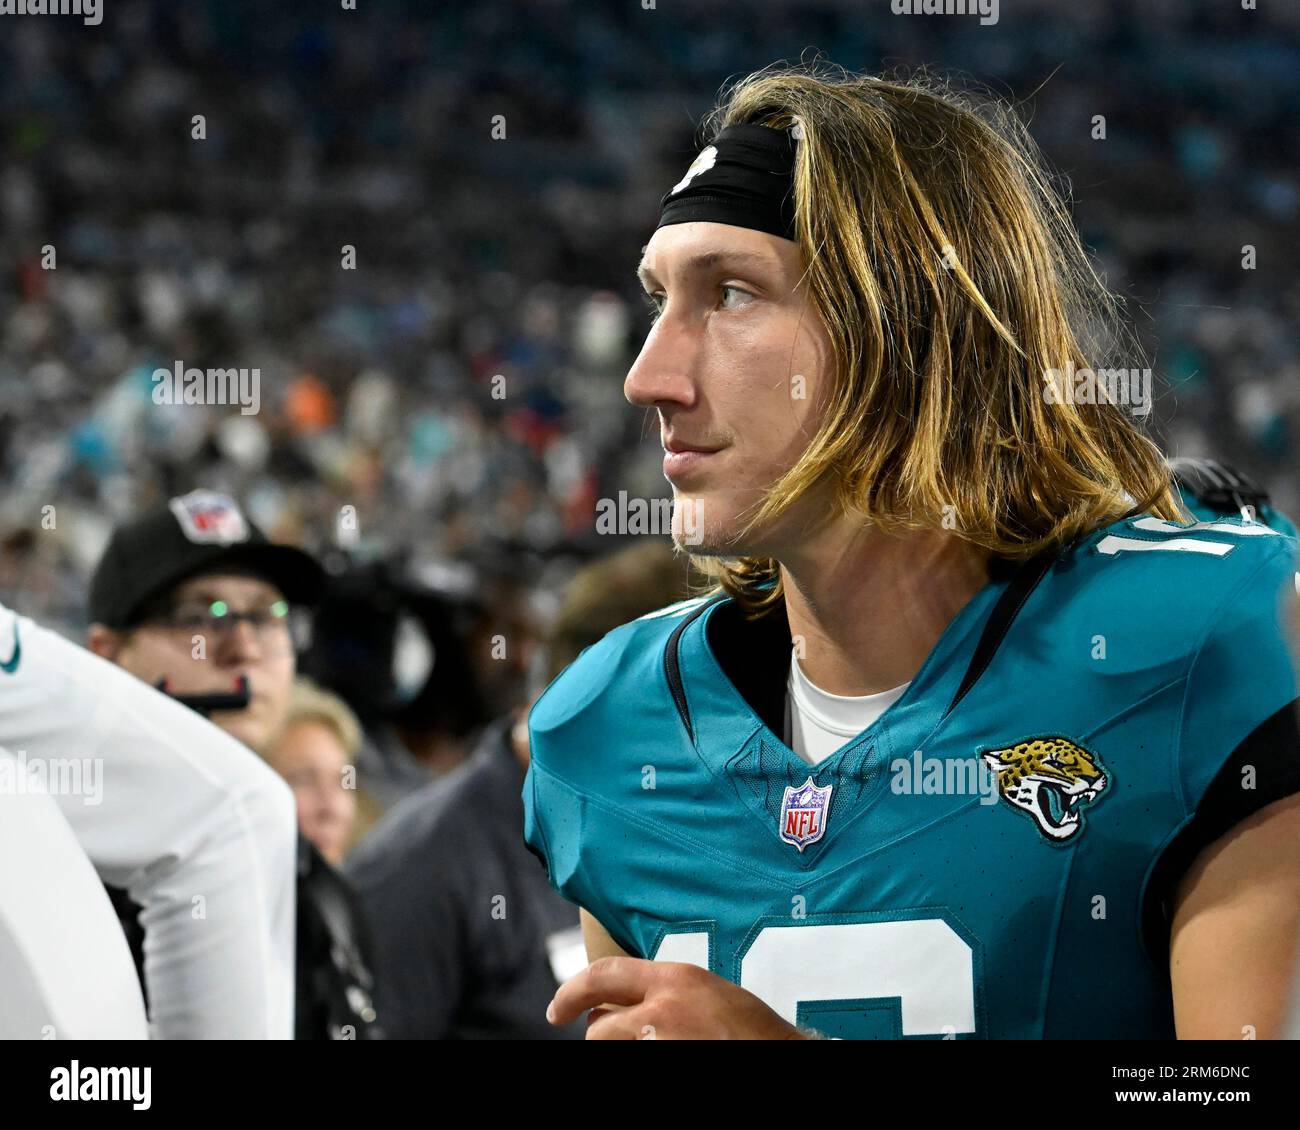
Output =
[
  {"x1": 87, "y1": 489, "x2": 324, "y2": 754},
  {"x1": 87, "y1": 489, "x2": 383, "y2": 1040}
]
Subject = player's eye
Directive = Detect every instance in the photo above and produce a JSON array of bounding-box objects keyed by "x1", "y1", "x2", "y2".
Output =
[
  {"x1": 642, "y1": 291, "x2": 666, "y2": 322},
  {"x1": 719, "y1": 283, "x2": 754, "y2": 310}
]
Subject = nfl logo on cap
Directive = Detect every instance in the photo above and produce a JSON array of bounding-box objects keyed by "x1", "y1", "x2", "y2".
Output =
[
  {"x1": 779, "y1": 776, "x2": 833, "y2": 852},
  {"x1": 168, "y1": 490, "x2": 250, "y2": 545}
]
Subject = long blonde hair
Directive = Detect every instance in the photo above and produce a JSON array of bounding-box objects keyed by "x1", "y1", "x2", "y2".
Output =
[{"x1": 684, "y1": 64, "x2": 1182, "y2": 612}]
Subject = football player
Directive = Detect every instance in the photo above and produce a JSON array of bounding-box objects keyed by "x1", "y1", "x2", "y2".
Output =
[{"x1": 524, "y1": 68, "x2": 1300, "y2": 1039}]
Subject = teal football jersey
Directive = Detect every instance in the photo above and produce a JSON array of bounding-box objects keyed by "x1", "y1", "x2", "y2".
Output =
[
  {"x1": 524, "y1": 514, "x2": 1300, "y2": 1038},
  {"x1": 1182, "y1": 493, "x2": 1297, "y2": 539}
]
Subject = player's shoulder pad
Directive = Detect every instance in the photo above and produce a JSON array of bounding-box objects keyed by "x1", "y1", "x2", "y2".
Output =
[
  {"x1": 1171, "y1": 456, "x2": 1299, "y2": 539},
  {"x1": 1070, "y1": 513, "x2": 1298, "y2": 644},
  {"x1": 1089, "y1": 510, "x2": 1295, "y2": 566},
  {"x1": 528, "y1": 594, "x2": 715, "y2": 739}
]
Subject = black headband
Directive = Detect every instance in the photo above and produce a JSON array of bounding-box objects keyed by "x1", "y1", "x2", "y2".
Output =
[{"x1": 656, "y1": 123, "x2": 798, "y2": 242}]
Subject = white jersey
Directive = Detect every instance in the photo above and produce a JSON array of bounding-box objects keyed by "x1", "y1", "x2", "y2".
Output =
[{"x1": 0, "y1": 602, "x2": 296, "y2": 1039}]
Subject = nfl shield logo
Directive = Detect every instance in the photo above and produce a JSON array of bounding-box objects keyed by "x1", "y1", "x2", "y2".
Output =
[
  {"x1": 779, "y1": 776, "x2": 833, "y2": 852},
  {"x1": 169, "y1": 490, "x2": 250, "y2": 545}
]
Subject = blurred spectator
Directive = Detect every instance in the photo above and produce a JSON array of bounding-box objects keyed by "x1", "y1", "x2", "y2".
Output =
[
  {"x1": 86, "y1": 492, "x2": 318, "y2": 752},
  {"x1": 346, "y1": 540, "x2": 700, "y2": 1039},
  {"x1": 264, "y1": 676, "x2": 382, "y2": 866},
  {"x1": 86, "y1": 490, "x2": 382, "y2": 1040},
  {"x1": 300, "y1": 561, "x2": 496, "y2": 812}
]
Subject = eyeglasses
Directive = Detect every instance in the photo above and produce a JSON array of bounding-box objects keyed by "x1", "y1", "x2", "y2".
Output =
[{"x1": 149, "y1": 599, "x2": 310, "y2": 651}]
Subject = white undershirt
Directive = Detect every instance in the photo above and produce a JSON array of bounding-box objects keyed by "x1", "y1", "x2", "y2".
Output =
[{"x1": 785, "y1": 657, "x2": 910, "y2": 766}]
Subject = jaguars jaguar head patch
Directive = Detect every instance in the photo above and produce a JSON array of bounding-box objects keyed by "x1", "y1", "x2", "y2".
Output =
[{"x1": 980, "y1": 736, "x2": 1109, "y2": 843}]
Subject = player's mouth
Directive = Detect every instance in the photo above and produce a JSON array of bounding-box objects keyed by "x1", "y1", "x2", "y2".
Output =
[{"x1": 663, "y1": 440, "x2": 725, "y2": 481}]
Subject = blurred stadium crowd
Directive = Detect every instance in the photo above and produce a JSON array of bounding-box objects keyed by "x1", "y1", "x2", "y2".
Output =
[
  {"x1": 1, "y1": 0, "x2": 1298, "y2": 1037},
  {"x1": 2, "y1": 0, "x2": 1299, "y2": 638}
]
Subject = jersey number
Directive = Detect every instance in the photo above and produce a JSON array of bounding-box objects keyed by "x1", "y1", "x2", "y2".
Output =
[
  {"x1": 1096, "y1": 516, "x2": 1279, "y2": 557},
  {"x1": 653, "y1": 916, "x2": 977, "y2": 1038}
]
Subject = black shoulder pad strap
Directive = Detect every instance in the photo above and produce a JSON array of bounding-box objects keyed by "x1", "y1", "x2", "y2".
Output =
[
  {"x1": 944, "y1": 550, "x2": 1058, "y2": 718},
  {"x1": 1170, "y1": 456, "x2": 1272, "y2": 517},
  {"x1": 663, "y1": 595, "x2": 728, "y2": 742}
]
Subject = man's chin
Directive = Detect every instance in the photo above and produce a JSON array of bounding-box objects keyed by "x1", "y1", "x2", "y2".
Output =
[
  {"x1": 669, "y1": 498, "x2": 745, "y2": 556},
  {"x1": 210, "y1": 709, "x2": 265, "y2": 752},
  {"x1": 672, "y1": 533, "x2": 733, "y2": 557},
  {"x1": 670, "y1": 519, "x2": 747, "y2": 558}
]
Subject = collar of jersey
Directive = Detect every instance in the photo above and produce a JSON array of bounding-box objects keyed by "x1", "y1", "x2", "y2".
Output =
[{"x1": 677, "y1": 576, "x2": 1007, "y2": 778}]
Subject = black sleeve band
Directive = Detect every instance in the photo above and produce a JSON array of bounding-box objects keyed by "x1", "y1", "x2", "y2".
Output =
[{"x1": 1141, "y1": 699, "x2": 1300, "y2": 964}]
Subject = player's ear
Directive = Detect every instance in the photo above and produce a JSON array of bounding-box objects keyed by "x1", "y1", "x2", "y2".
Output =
[{"x1": 87, "y1": 623, "x2": 125, "y2": 662}]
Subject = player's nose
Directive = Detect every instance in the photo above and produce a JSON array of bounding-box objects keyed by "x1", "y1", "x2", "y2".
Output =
[{"x1": 624, "y1": 317, "x2": 700, "y2": 410}]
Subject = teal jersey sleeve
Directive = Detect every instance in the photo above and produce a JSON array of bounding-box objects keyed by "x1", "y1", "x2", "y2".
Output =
[
  {"x1": 521, "y1": 759, "x2": 552, "y2": 883},
  {"x1": 523, "y1": 596, "x2": 716, "y2": 951},
  {"x1": 1177, "y1": 536, "x2": 1299, "y2": 808}
]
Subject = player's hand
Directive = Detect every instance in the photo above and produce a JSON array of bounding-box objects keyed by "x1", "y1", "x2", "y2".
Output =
[{"x1": 546, "y1": 957, "x2": 807, "y2": 1040}]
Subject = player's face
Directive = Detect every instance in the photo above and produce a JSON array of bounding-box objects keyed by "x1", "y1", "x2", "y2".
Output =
[
  {"x1": 114, "y1": 573, "x2": 296, "y2": 754},
  {"x1": 627, "y1": 222, "x2": 833, "y2": 556},
  {"x1": 265, "y1": 718, "x2": 356, "y2": 867}
]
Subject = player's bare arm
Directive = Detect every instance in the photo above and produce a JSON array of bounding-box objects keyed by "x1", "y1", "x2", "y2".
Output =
[{"x1": 1169, "y1": 793, "x2": 1300, "y2": 1039}]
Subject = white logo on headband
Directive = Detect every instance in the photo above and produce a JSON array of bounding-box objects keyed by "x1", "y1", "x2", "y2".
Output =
[
  {"x1": 669, "y1": 145, "x2": 718, "y2": 196},
  {"x1": 169, "y1": 490, "x2": 250, "y2": 545}
]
